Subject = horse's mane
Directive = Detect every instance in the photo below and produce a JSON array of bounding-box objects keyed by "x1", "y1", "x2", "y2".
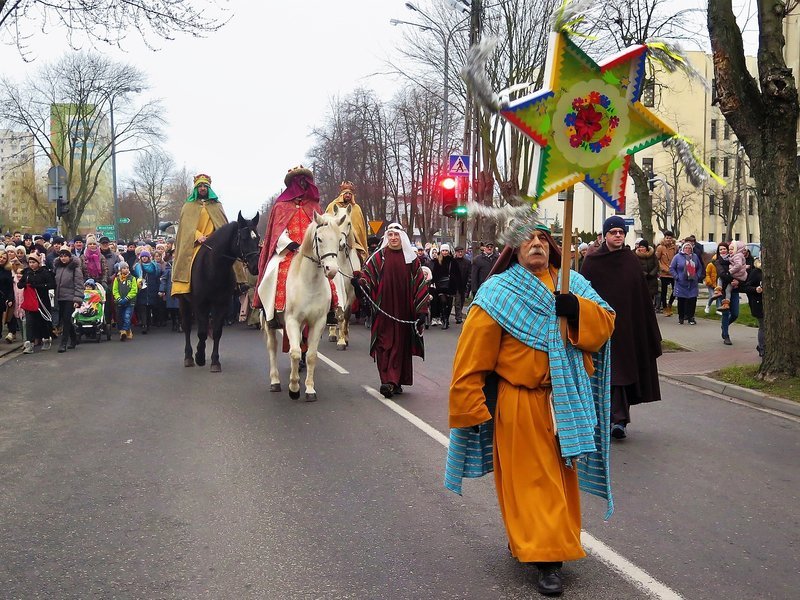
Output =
[{"x1": 205, "y1": 220, "x2": 238, "y2": 247}]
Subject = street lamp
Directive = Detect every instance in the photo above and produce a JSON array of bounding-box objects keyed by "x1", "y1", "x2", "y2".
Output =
[
  {"x1": 106, "y1": 87, "x2": 141, "y2": 242},
  {"x1": 648, "y1": 176, "x2": 672, "y2": 231}
]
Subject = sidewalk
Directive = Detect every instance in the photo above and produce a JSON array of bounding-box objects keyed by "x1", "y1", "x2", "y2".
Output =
[{"x1": 657, "y1": 312, "x2": 800, "y2": 418}]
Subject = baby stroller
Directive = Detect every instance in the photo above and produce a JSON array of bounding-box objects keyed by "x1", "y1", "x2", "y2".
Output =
[{"x1": 73, "y1": 279, "x2": 111, "y2": 343}]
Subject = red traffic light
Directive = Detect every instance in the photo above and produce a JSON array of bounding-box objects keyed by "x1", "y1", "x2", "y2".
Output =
[{"x1": 439, "y1": 176, "x2": 457, "y2": 190}]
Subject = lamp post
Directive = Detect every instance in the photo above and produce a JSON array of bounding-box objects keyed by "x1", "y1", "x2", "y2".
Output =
[
  {"x1": 105, "y1": 87, "x2": 141, "y2": 242},
  {"x1": 648, "y1": 175, "x2": 672, "y2": 232}
]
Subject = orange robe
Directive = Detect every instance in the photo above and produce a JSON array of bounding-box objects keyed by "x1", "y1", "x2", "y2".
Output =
[{"x1": 449, "y1": 268, "x2": 614, "y2": 563}]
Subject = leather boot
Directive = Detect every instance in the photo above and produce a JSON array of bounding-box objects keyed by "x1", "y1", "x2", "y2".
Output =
[
  {"x1": 58, "y1": 340, "x2": 67, "y2": 353},
  {"x1": 535, "y1": 562, "x2": 563, "y2": 596},
  {"x1": 67, "y1": 330, "x2": 77, "y2": 349},
  {"x1": 442, "y1": 317, "x2": 449, "y2": 330}
]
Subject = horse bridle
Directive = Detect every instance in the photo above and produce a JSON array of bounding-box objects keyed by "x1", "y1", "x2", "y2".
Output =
[
  {"x1": 303, "y1": 222, "x2": 338, "y2": 268},
  {"x1": 203, "y1": 227, "x2": 259, "y2": 266}
]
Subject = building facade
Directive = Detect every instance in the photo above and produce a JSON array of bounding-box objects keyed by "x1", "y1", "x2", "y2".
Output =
[{"x1": 0, "y1": 129, "x2": 38, "y2": 232}]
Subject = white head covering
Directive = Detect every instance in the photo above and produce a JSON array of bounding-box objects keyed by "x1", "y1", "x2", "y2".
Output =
[
  {"x1": 380, "y1": 223, "x2": 416, "y2": 264},
  {"x1": 440, "y1": 243, "x2": 451, "y2": 253}
]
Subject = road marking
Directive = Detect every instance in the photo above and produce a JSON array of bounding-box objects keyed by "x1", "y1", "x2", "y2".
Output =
[
  {"x1": 316, "y1": 351, "x2": 349, "y2": 375},
  {"x1": 363, "y1": 384, "x2": 685, "y2": 600},
  {"x1": 364, "y1": 385, "x2": 450, "y2": 446}
]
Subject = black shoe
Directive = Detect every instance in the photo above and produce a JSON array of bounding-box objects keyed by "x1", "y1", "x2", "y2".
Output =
[
  {"x1": 393, "y1": 385, "x2": 403, "y2": 395},
  {"x1": 455, "y1": 319, "x2": 462, "y2": 324},
  {"x1": 535, "y1": 563, "x2": 563, "y2": 596},
  {"x1": 442, "y1": 319, "x2": 449, "y2": 330},
  {"x1": 689, "y1": 319, "x2": 697, "y2": 325},
  {"x1": 678, "y1": 319, "x2": 684, "y2": 325},
  {"x1": 379, "y1": 384, "x2": 394, "y2": 399},
  {"x1": 723, "y1": 337, "x2": 732, "y2": 345},
  {"x1": 611, "y1": 423, "x2": 627, "y2": 439},
  {"x1": 57, "y1": 345, "x2": 67, "y2": 353}
]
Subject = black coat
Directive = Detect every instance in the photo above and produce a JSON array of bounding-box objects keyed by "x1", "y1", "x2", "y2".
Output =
[
  {"x1": 581, "y1": 244, "x2": 662, "y2": 404},
  {"x1": 471, "y1": 253, "x2": 497, "y2": 293},
  {"x1": 431, "y1": 255, "x2": 463, "y2": 295},
  {"x1": 741, "y1": 267, "x2": 763, "y2": 319},
  {"x1": 17, "y1": 266, "x2": 55, "y2": 310},
  {"x1": 453, "y1": 256, "x2": 471, "y2": 292},
  {"x1": 0, "y1": 264, "x2": 13, "y2": 306}
]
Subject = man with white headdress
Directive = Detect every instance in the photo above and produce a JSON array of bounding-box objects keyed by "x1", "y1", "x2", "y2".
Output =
[{"x1": 357, "y1": 223, "x2": 429, "y2": 398}]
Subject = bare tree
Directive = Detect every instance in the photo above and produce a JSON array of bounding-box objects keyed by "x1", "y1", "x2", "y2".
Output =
[
  {"x1": 708, "y1": 0, "x2": 799, "y2": 378},
  {"x1": 0, "y1": 0, "x2": 229, "y2": 59},
  {"x1": 126, "y1": 148, "x2": 175, "y2": 235},
  {"x1": 0, "y1": 52, "x2": 164, "y2": 238}
]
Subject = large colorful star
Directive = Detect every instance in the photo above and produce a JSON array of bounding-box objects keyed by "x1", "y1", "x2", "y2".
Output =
[{"x1": 501, "y1": 32, "x2": 676, "y2": 212}]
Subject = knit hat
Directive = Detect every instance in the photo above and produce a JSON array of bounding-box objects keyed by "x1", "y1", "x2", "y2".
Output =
[
  {"x1": 139, "y1": 250, "x2": 151, "y2": 258},
  {"x1": 440, "y1": 243, "x2": 451, "y2": 253},
  {"x1": 637, "y1": 239, "x2": 650, "y2": 249},
  {"x1": 26, "y1": 253, "x2": 41, "y2": 263},
  {"x1": 85, "y1": 234, "x2": 97, "y2": 245},
  {"x1": 74, "y1": 235, "x2": 84, "y2": 243},
  {"x1": 578, "y1": 242, "x2": 588, "y2": 252},
  {"x1": 118, "y1": 261, "x2": 129, "y2": 270},
  {"x1": 85, "y1": 278, "x2": 97, "y2": 288},
  {"x1": 602, "y1": 215, "x2": 628, "y2": 237},
  {"x1": 58, "y1": 248, "x2": 72, "y2": 256},
  {"x1": 52, "y1": 236, "x2": 65, "y2": 244}
]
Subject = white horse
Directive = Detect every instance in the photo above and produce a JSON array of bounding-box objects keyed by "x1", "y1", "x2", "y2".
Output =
[
  {"x1": 262, "y1": 209, "x2": 346, "y2": 401},
  {"x1": 328, "y1": 206, "x2": 361, "y2": 350}
]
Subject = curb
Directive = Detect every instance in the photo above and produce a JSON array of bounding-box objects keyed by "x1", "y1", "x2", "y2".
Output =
[
  {"x1": 0, "y1": 342, "x2": 22, "y2": 359},
  {"x1": 663, "y1": 373, "x2": 800, "y2": 418}
]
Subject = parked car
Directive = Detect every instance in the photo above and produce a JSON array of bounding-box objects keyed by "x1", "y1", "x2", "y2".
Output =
[
  {"x1": 746, "y1": 242, "x2": 761, "y2": 260},
  {"x1": 697, "y1": 241, "x2": 718, "y2": 265}
]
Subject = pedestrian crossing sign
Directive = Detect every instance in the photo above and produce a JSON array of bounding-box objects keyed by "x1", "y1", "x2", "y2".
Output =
[{"x1": 448, "y1": 154, "x2": 470, "y2": 177}]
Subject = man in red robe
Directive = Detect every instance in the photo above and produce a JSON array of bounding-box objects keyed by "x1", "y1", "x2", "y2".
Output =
[
  {"x1": 358, "y1": 223, "x2": 429, "y2": 398},
  {"x1": 255, "y1": 166, "x2": 322, "y2": 326}
]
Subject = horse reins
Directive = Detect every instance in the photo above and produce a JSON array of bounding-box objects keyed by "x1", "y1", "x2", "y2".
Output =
[
  {"x1": 303, "y1": 222, "x2": 338, "y2": 268},
  {"x1": 202, "y1": 228, "x2": 259, "y2": 266}
]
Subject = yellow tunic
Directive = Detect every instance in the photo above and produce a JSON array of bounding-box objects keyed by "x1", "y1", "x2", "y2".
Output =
[
  {"x1": 171, "y1": 206, "x2": 214, "y2": 296},
  {"x1": 449, "y1": 268, "x2": 614, "y2": 562}
]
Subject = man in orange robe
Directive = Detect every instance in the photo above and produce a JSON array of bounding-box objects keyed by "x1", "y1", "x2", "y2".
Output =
[{"x1": 446, "y1": 224, "x2": 615, "y2": 597}]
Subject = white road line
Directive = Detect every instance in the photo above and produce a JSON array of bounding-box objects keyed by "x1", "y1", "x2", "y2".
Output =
[
  {"x1": 316, "y1": 351, "x2": 349, "y2": 374},
  {"x1": 363, "y1": 384, "x2": 684, "y2": 600}
]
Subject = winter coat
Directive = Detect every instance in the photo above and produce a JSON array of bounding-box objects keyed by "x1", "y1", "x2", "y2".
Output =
[
  {"x1": 0, "y1": 263, "x2": 13, "y2": 308},
  {"x1": 80, "y1": 253, "x2": 109, "y2": 288},
  {"x1": 471, "y1": 253, "x2": 497, "y2": 293},
  {"x1": 669, "y1": 251, "x2": 700, "y2": 298},
  {"x1": 741, "y1": 267, "x2": 763, "y2": 319},
  {"x1": 17, "y1": 265, "x2": 56, "y2": 311},
  {"x1": 635, "y1": 247, "x2": 659, "y2": 297},
  {"x1": 431, "y1": 254, "x2": 463, "y2": 295},
  {"x1": 453, "y1": 256, "x2": 471, "y2": 293},
  {"x1": 53, "y1": 257, "x2": 83, "y2": 304},
  {"x1": 100, "y1": 249, "x2": 121, "y2": 284},
  {"x1": 655, "y1": 241, "x2": 677, "y2": 278},
  {"x1": 728, "y1": 249, "x2": 747, "y2": 282},
  {"x1": 112, "y1": 274, "x2": 138, "y2": 305},
  {"x1": 704, "y1": 260, "x2": 718, "y2": 288},
  {"x1": 159, "y1": 262, "x2": 180, "y2": 309},
  {"x1": 133, "y1": 260, "x2": 162, "y2": 306}
]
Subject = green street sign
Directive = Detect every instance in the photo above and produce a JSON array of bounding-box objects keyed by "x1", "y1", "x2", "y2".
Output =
[
  {"x1": 118, "y1": 217, "x2": 131, "y2": 224},
  {"x1": 96, "y1": 225, "x2": 115, "y2": 232}
]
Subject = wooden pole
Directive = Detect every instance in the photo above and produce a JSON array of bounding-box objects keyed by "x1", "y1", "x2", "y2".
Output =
[{"x1": 558, "y1": 186, "x2": 575, "y2": 340}]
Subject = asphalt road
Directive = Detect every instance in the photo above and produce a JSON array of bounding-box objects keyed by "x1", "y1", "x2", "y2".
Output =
[{"x1": 0, "y1": 323, "x2": 797, "y2": 599}]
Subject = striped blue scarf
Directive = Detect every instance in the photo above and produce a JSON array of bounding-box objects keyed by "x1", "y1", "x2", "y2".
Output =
[{"x1": 444, "y1": 263, "x2": 614, "y2": 518}]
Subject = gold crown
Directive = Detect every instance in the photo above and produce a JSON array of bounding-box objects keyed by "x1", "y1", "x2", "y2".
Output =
[
  {"x1": 284, "y1": 165, "x2": 314, "y2": 187},
  {"x1": 193, "y1": 173, "x2": 211, "y2": 187},
  {"x1": 340, "y1": 181, "x2": 355, "y2": 192}
]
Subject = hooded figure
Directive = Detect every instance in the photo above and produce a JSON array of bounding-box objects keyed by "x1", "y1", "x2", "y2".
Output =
[
  {"x1": 254, "y1": 166, "x2": 322, "y2": 315},
  {"x1": 171, "y1": 173, "x2": 232, "y2": 296},
  {"x1": 325, "y1": 181, "x2": 368, "y2": 261}
]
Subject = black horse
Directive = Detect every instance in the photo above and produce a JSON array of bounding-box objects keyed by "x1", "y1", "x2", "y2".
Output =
[{"x1": 179, "y1": 211, "x2": 261, "y2": 372}]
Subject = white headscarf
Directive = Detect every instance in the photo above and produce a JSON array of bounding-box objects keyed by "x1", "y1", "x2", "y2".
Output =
[{"x1": 380, "y1": 222, "x2": 416, "y2": 264}]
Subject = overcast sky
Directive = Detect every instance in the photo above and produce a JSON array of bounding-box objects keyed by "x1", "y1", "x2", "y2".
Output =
[{"x1": 0, "y1": 0, "x2": 752, "y2": 221}]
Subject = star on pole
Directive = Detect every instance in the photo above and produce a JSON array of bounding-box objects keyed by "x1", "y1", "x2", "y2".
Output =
[{"x1": 501, "y1": 32, "x2": 677, "y2": 212}]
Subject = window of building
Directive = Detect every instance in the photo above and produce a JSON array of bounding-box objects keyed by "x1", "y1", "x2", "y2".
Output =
[
  {"x1": 723, "y1": 157, "x2": 730, "y2": 177},
  {"x1": 710, "y1": 157, "x2": 717, "y2": 173},
  {"x1": 710, "y1": 119, "x2": 717, "y2": 139},
  {"x1": 723, "y1": 122, "x2": 730, "y2": 139},
  {"x1": 734, "y1": 233, "x2": 741, "y2": 241},
  {"x1": 748, "y1": 234, "x2": 753, "y2": 243},
  {"x1": 748, "y1": 194, "x2": 755, "y2": 215},
  {"x1": 721, "y1": 232, "x2": 727, "y2": 242},
  {"x1": 709, "y1": 193, "x2": 716, "y2": 215},
  {"x1": 642, "y1": 79, "x2": 655, "y2": 107},
  {"x1": 708, "y1": 233, "x2": 715, "y2": 242}
]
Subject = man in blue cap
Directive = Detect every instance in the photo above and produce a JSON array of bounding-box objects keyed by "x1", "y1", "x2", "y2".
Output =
[{"x1": 580, "y1": 215, "x2": 662, "y2": 440}]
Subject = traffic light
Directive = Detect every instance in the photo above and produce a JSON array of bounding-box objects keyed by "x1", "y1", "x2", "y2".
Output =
[
  {"x1": 440, "y1": 176, "x2": 457, "y2": 217},
  {"x1": 452, "y1": 205, "x2": 468, "y2": 218},
  {"x1": 56, "y1": 196, "x2": 70, "y2": 217}
]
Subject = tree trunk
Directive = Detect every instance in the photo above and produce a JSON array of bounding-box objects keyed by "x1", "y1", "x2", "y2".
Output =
[
  {"x1": 629, "y1": 161, "x2": 655, "y2": 243},
  {"x1": 708, "y1": 0, "x2": 800, "y2": 378}
]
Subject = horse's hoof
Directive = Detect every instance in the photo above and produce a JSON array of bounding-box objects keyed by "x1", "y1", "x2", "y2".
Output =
[
  {"x1": 210, "y1": 363, "x2": 221, "y2": 373},
  {"x1": 289, "y1": 390, "x2": 300, "y2": 400},
  {"x1": 337, "y1": 345, "x2": 346, "y2": 351},
  {"x1": 195, "y1": 354, "x2": 206, "y2": 366},
  {"x1": 184, "y1": 358, "x2": 194, "y2": 367},
  {"x1": 328, "y1": 335, "x2": 337, "y2": 342},
  {"x1": 270, "y1": 383, "x2": 282, "y2": 392},
  {"x1": 305, "y1": 393, "x2": 317, "y2": 402}
]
